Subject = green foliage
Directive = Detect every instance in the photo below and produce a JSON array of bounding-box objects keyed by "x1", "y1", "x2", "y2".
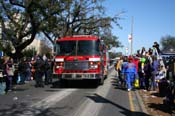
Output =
[
  {"x1": 0, "y1": 41, "x2": 13, "y2": 56},
  {"x1": 109, "y1": 52, "x2": 119, "y2": 59},
  {"x1": 160, "y1": 35, "x2": 175, "y2": 50},
  {"x1": 0, "y1": 0, "x2": 123, "y2": 59},
  {"x1": 45, "y1": 52, "x2": 52, "y2": 59},
  {"x1": 101, "y1": 34, "x2": 123, "y2": 50},
  {"x1": 23, "y1": 48, "x2": 36, "y2": 58},
  {"x1": 0, "y1": 0, "x2": 38, "y2": 59}
]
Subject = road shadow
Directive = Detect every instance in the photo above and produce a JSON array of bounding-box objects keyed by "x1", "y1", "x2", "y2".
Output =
[
  {"x1": 150, "y1": 91, "x2": 167, "y2": 98},
  {"x1": 12, "y1": 88, "x2": 28, "y2": 92},
  {"x1": 11, "y1": 83, "x2": 34, "y2": 92},
  {"x1": 87, "y1": 93, "x2": 150, "y2": 116},
  {"x1": 0, "y1": 102, "x2": 69, "y2": 116},
  {"x1": 140, "y1": 89, "x2": 175, "y2": 116},
  {"x1": 147, "y1": 91, "x2": 175, "y2": 115},
  {"x1": 147, "y1": 102, "x2": 174, "y2": 115},
  {"x1": 51, "y1": 80, "x2": 99, "y2": 89},
  {"x1": 110, "y1": 77, "x2": 127, "y2": 91}
]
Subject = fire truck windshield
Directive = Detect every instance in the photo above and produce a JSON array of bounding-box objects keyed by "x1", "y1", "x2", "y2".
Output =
[{"x1": 55, "y1": 40, "x2": 100, "y2": 56}]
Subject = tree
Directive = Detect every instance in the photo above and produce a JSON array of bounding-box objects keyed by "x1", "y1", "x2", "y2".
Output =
[
  {"x1": 0, "y1": 0, "x2": 123, "y2": 59},
  {"x1": 42, "y1": 0, "x2": 124, "y2": 42},
  {"x1": 160, "y1": 35, "x2": 175, "y2": 50},
  {"x1": 23, "y1": 47, "x2": 36, "y2": 58},
  {"x1": 0, "y1": 0, "x2": 41, "y2": 59},
  {"x1": 101, "y1": 34, "x2": 123, "y2": 50}
]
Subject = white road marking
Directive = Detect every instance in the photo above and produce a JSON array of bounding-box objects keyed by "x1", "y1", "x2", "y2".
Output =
[
  {"x1": 73, "y1": 69, "x2": 116, "y2": 116},
  {"x1": 20, "y1": 89, "x2": 77, "y2": 116},
  {"x1": 31, "y1": 89, "x2": 77, "y2": 109}
]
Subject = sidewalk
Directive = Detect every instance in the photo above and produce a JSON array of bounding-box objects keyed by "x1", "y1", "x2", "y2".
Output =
[{"x1": 138, "y1": 89, "x2": 175, "y2": 116}]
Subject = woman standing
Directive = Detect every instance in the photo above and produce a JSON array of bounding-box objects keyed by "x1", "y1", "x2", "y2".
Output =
[{"x1": 5, "y1": 57, "x2": 15, "y2": 92}]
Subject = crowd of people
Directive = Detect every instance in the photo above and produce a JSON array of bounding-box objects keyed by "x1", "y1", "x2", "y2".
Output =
[
  {"x1": 115, "y1": 42, "x2": 175, "y2": 105},
  {"x1": 0, "y1": 41, "x2": 175, "y2": 107},
  {"x1": 0, "y1": 54, "x2": 53, "y2": 95}
]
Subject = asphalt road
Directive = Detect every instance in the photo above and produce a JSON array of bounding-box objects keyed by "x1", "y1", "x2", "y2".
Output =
[{"x1": 0, "y1": 68, "x2": 149, "y2": 116}]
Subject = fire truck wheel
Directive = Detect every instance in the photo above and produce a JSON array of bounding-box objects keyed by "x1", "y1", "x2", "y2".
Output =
[
  {"x1": 60, "y1": 79, "x2": 67, "y2": 87},
  {"x1": 104, "y1": 75, "x2": 108, "y2": 79}
]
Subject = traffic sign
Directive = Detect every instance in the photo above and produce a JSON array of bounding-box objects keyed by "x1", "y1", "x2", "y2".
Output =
[{"x1": 128, "y1": 34, "x2": 132, "y2": 43}]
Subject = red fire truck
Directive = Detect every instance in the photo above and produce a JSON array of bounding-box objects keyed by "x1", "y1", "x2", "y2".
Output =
[{"x1": 53, "y1": 35, "x2": 106, "y2": 85}]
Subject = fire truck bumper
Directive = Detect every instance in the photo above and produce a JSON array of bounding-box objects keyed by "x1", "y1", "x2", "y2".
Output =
[{"x1": 61, "y1": 73, "x2": 100, "y2": 80}]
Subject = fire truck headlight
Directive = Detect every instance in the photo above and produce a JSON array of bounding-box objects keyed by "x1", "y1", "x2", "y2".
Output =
[
  {"x1": 94, "y1": 65, "x2": 98, "y2": 68},
  {"x1": 89, "y1": 61, "x2": 99, "y2": 69},
  {"x1": 55, "y1": 62, "x2": 64, "y2": 69},
  {"x1": 56, "y1": 66, "x2": 60, "y2": 69}
]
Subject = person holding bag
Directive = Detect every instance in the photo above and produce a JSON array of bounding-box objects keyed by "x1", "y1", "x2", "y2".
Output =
[{"x1": 124, "y1": 56, "x2": 138, "y2": 91}]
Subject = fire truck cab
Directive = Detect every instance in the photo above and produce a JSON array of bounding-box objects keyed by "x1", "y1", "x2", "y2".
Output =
[{"x1": 53, "y1": 35, "x2": 105, "y2": 85}]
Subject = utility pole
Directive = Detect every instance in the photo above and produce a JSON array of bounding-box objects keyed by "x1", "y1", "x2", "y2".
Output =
[
  {"x1": 131, "y1": 16, "x2": 134, "y2": 55},
  {"x1": 128, "y1": 16, "x2": 134, "y2": 56}
]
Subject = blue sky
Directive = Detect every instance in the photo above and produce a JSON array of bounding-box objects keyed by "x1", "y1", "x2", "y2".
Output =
[{"x1": 103, "y1": 0, "x2": 175, "y2": 54}]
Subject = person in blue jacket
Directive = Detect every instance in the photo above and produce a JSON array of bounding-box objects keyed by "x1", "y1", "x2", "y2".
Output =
[
  {"x1": 120, "y1": 56, "x2": 128, "y2": 88},
  {"x1": 124, "y1": 56, "x2": 138, "y2": 91}
]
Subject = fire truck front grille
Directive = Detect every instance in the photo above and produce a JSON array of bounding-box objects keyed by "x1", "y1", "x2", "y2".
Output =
[{"x1": 64, "y1": 61, "x2": 89, "y2": 70}]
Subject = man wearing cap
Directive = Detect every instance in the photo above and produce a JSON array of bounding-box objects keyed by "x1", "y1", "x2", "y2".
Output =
[{"x1": 124, "y1": 56, "x2": 138, "y2": 91}]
